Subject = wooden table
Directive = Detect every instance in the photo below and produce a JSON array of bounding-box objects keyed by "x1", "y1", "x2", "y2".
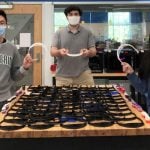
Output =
[
  {"x1": 0, "y1": 94, "x2": 149, "y2": 138},
  {"x1": 92, "y1": 73, "x2": 127, "y2": 80},
  {"x1": 0, "y1": 86, "x2": 150, "y2": 150}
]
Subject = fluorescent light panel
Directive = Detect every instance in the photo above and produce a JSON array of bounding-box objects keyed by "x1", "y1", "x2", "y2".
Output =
[{"x1": 0, "y1": 2, "x2": 13, "y2": 9}]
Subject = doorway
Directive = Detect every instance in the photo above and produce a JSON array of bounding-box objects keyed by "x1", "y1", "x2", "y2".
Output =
[{"x1": 5, "y1": 4, "x2": 42, "y2": 86}]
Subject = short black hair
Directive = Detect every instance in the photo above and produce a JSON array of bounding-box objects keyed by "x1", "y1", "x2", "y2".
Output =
[
  {"x1": 0, "y1": 9, "x2": 7, "y2": 23},
  {"x1": 64, "y1": 5, "x2": 82, "y2": 16}
]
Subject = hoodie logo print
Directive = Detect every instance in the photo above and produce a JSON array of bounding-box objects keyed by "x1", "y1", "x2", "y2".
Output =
[{"x1": 0, "y1": 54, "x2": 12, "y2": 66}]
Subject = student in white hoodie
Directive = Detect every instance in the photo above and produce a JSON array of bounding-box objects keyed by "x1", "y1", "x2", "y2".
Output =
[{"x1": 0, "y1": 9, "x2": 33, "y2": 109}]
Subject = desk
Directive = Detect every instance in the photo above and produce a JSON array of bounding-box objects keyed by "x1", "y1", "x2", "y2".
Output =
[{"x1": 92, "y1": 73, "x2": 127, "y2": 80}]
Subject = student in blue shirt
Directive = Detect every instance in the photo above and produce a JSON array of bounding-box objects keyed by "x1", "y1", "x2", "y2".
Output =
[{"x1": 122, "y1": 51, "x2": 150, "y2": 114}]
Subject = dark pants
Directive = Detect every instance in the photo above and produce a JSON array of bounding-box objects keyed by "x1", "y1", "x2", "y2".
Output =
[{"x1": 0, "y1": 101, "x2": 6, "y2": 111}]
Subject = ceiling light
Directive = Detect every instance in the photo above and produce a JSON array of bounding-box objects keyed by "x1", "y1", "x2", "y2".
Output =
[{"x1": 0, "y1": 1, "x2": 13, "y2": 9}]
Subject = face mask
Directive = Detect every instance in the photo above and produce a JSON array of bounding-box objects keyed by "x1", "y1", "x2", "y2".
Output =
[
  {"x1": 0, "y1": 26, "x2": 6, "y2": 36},
  {"x1": 67, "y1": 16, "x2": 80, "y2": 26}
]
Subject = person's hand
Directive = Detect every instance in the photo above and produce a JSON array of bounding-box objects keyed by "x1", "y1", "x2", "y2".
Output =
[
  {"x1": 121, "y1": 62, "x2": 134, "y2": 74},
  {"x1": 80, "y1": 49, "x2": 89, "y2": 57},
  {"x1": 59, "y1": 48, "x2": 68, "y2": 56},
  {"x1": 22, "y1": 53, "x2": 33, "y2": 70}
]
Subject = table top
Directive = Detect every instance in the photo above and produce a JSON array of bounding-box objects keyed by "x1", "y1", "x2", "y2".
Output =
[
  {"x1": 0, "y1": 85, "x2": 149, "y2": 138},
  {"x1": 92, "y1": 73, "x2": 127, "y2": 77}
]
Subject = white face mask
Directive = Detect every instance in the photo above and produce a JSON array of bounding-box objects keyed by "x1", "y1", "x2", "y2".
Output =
[{"x1": 67, "y1": 16, "x2": 80, "y2": 26}]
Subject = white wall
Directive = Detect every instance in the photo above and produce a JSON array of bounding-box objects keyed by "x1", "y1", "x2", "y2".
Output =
[{"x1": 42, "y1": 3, "x2": 54, "y2": 86}]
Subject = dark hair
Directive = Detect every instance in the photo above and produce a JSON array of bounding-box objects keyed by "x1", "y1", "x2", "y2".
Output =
[
  {"x1": 64, "y1": 5, "x2": 82, "y2": 16},
  {"x1": 0, "y1": 9, "x2": 7, "y2": 23},
  {"x1": 138, "y1": 51, "x2": 150, "y2": 79}
]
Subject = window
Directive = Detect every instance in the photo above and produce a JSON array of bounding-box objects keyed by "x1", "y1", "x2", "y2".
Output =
[
  {"x1": 54, "y1": 12, "x2": 68, "y2": 32},
  {"x1": 108, "y1": 12, "x2": 131, "y2": 42}
]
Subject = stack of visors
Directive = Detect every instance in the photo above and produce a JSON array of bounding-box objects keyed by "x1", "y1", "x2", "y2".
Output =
[{"x1": 0, "y1": 85, "x2": 144, "y2": 130}]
